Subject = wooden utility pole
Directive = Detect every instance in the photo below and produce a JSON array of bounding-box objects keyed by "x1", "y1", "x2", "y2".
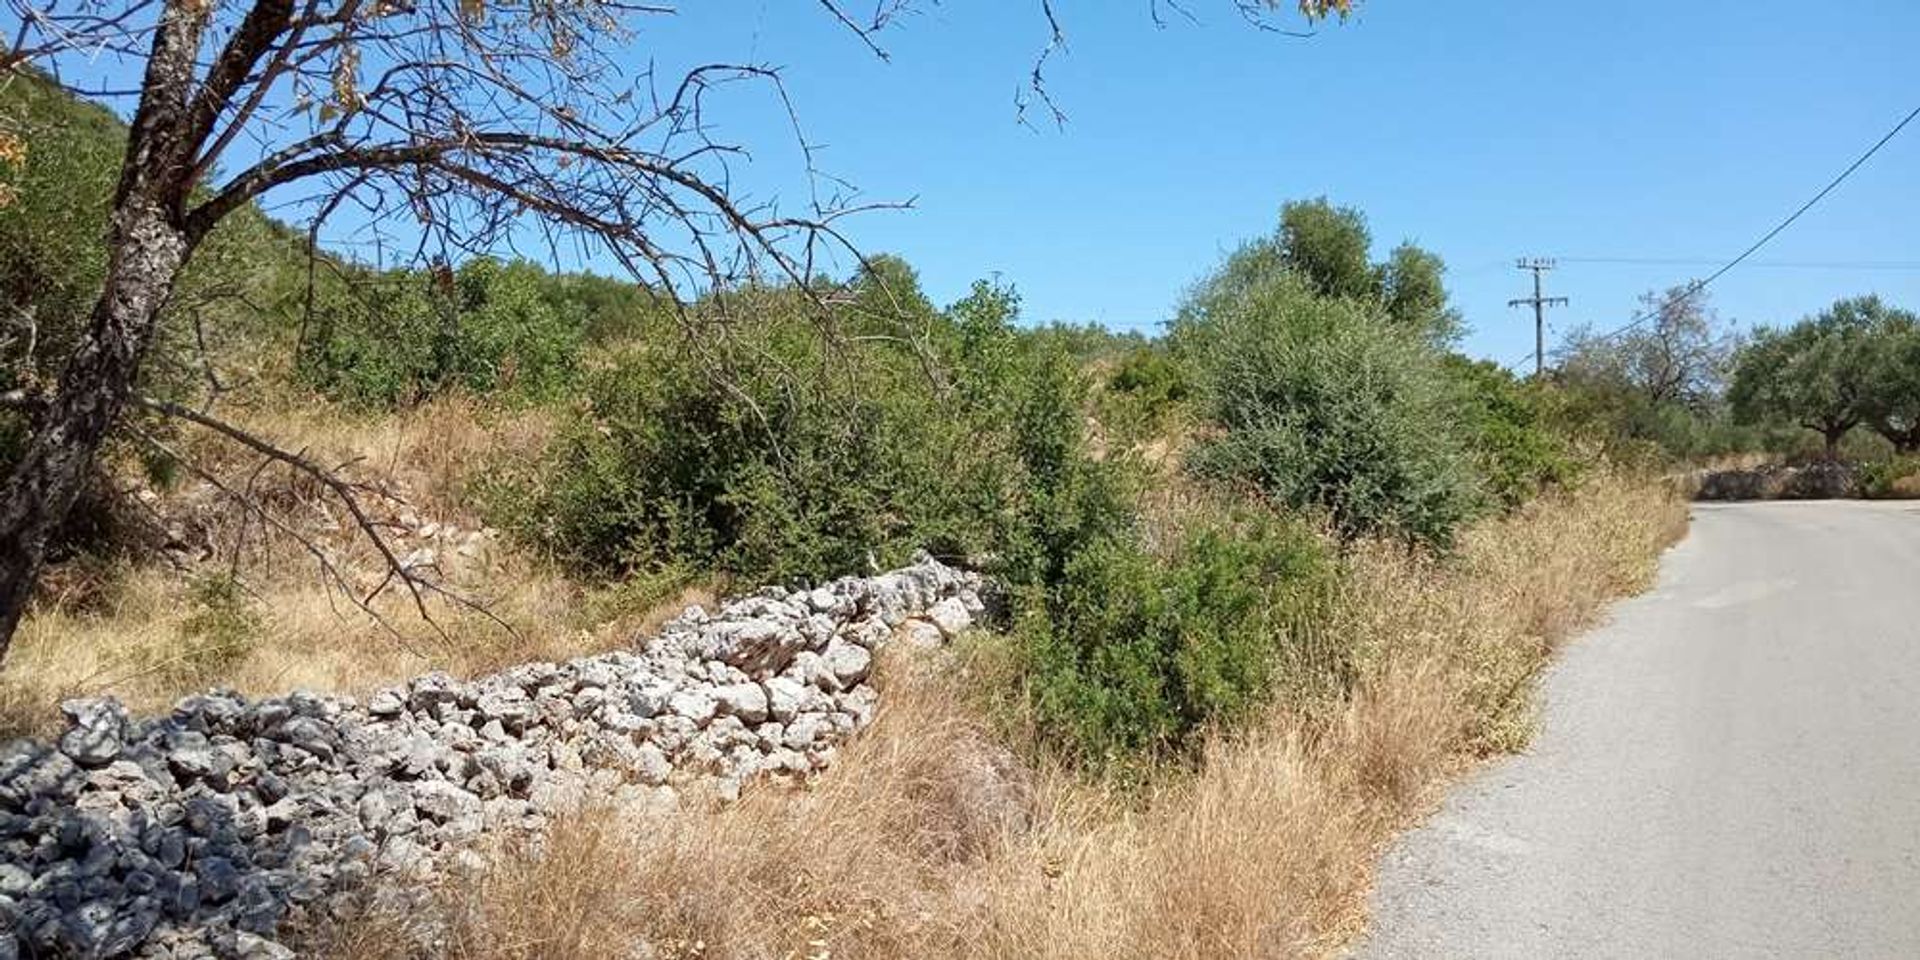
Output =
[{"x1": 1508, "y1": 258, "x2": 1569, "y2": 376}]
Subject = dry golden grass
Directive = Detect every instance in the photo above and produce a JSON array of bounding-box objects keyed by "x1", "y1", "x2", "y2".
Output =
[
  {"x1": 0, "y1": 394, "x2": 713, "y2": 738},
  {"x1": 1888, "y1": 472, "x2": 1920, "y2": 498},
  {"x1": 319, "y1": 469, "x2": 1687, "y2": 960}
]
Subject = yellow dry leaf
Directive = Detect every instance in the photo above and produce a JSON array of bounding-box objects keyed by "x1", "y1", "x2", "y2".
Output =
[{"x1": 0, "y1": 131, "x2": 24, "y2": 167}]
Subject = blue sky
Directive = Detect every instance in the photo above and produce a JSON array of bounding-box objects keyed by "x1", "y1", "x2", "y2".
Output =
[
  {"x1": 19, "y1": 1, "x2": 1918, "y2": 367},
  {"x1": 621, "y1": 0, "x2": 1920, "y2": 367}
]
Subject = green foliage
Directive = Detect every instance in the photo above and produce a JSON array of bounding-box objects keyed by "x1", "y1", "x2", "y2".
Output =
[
  {"x1": 539, "y1": 271, "x2": 666, "y2": 345},
  {"x1": 1023, "y1": 321, "x2": 1151, "y2": 363},
  {"x1": 1097, "y1": 345, "x2": 1192, "y2": 443},
  {"x1": 1178, "y1": 268, "x2": 1483, "y2": 547},
  {"x1": 1262, "y1": 198, "x2": 1462, "y2": 346},
  {"x1": 1547, "y1": 286, "x2": 1744, "y2": 464},
  {"x1": 1277, "y1": 198, "x2": 1376, "y2": 303},
  {"x1": 1013, "y1": 508, "x2": 1331, "y2": 766},
  {"x1": 0, "y1": 67, "x2": 333, "y2": 395},
  {"x1": 1442, "y1": 357, "x2": 1578, "y2": 506},
  {"x1": 1380, "y1": 242, "x2": 1465, "y2": 346},
  {"x1": 0, "y1": 68, "x2": 119, "y2": 392},
  {"x1": 1109, "y1": 347, "x2": 1189, "y2": 408},
  {"x1": 303, "y1": 257, "x2": 585, "y2": 406},
  {"x1": 492, "y1": 272, "x2": 1021, "y2": 583},
  {"x1": 1730, "y1": 297, "x2": 1886, "y2": 454},
  {"x1": 1544, "y1": 377, "x2": 1783, "y2": 466},
  {"x1": 143, "y1": 574, "x2": 262, "y2": 686},
  {"x1": 1858, "y1": 454, "x2": 1920, "y2": 499},
  {"x1": 846, "y1": 254, "x2": 940, "y2": 332},
  {"x1": 995, "y1": 341, "x2": 1139, "y2": 591},
  {"x1": 0, "y1": 69, "x2": 322, "y2": 560},
  {"x1": 1858, "y1": 301, "x2": 1920, "y2": 451}
]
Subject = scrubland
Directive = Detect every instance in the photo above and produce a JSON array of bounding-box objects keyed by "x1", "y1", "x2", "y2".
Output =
[
  {"x1": 315, "y1": 469, "x2": 1683, "y2": 960},
  {"x1": 4, "y1": 72, "x2": 1698, "y2": 957}
]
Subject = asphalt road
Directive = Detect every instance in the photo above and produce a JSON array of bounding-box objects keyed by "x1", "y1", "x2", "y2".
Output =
[{"x1": 1356, "y1": 501, "x2": 1920, "y2": 960}]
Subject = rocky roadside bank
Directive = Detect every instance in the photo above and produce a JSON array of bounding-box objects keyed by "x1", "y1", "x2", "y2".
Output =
[{"x1": 0, "y1": 557, "x2": 986, "y2": 959}]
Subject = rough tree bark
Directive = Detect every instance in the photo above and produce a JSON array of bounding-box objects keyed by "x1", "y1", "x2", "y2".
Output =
[
  {"x1": 0, "y1": 0, "x2": 205, "y2": 658},
  {"x1": 1816, "y1": 421, "x2": 1853, "y2": 460}
]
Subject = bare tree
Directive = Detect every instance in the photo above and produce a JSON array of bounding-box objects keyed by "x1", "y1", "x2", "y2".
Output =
[
  {"x1": 1555, "y1": 285, "x2": 1741, "y2": 410},
  {"x1": 0, "y1": 0, "x2": 1354, "y2": 659}
]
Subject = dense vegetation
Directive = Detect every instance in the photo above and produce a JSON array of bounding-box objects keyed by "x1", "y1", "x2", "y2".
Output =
[
  {"x1": 0, "y1": 80, "x2": 1578, "y2": 768},
  {"x1": 0, "y1": 11, "x2": 1759, "y2": 958},
  {"x1": 1545, "y1": 280, "x2": 1920, "y2": 482},
  {"x1": 2, "y1": 73, "x2": 1903, "y2": 779}
]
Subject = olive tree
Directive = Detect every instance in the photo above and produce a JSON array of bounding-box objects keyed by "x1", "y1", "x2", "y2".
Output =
[
  {"x1": 1857, "y1": 298, "x2": 1920, "y2": 452},
  {"x1": 1729, "y1": 297, "x2": 1884, "y2": 457},
  {"x1": 1185, "y1": 197, "x2": 1462, "y2": 348},
  {"x1": 1176, "y1": 247, "x2": 1480, "y2": 547}
]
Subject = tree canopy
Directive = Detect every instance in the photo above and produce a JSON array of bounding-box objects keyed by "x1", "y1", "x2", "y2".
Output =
[{"x1": 1729, "y1": 297, "x2": 1889, "y2": 456}]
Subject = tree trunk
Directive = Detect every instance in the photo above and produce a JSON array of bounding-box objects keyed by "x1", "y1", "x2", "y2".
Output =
[
  {"x1": 1823, "y1": 425, "x2": 1847, "y2": 460},
  {"x1": 0, "y1": 207, "x2": 187, "y2": 656},
  {"x1": 0, "y1": 0, "x2": 210, "y2": 660}
]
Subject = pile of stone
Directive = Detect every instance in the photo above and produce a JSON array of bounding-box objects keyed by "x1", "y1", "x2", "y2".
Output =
[
  {"x1": 0, "y1": 557, "x2": 985, "y2": 959},
  {"x1": 1692, "y1": 460, "x2": 1861, "y2": 500}
]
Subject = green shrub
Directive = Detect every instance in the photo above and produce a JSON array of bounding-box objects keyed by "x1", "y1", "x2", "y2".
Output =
[
  {"x1": 1543, "y1": 370, "x2": 1790, "y2": 466},
  {"x1": 1442, "y1": 357, "x2": 1578, "y2": 507},
  {"x1": 303, "y1": 257, "x2": 585, "y2": 406},
  {"x1": 490, "y1": 280, "x2": 999, "y2": 582},
  {"x1": 1013, "y1": 508, "x2": 1332, "y2": 766},
  {"x1": 0, "y1": 70, "x2": 118, "y2": 391},
  {"x1": 997, "y1": 342, "x2": 1140, "y2": 591},
  {"x1": 1178, "y1": 269, "x2": 1483, "y2": 547},
  {"x1": 1, "y1": 67, "x2": 338, "y2": 396},
  {"x1": 1102, "y1": 346, "x2": 1191, "y2": 439},
  {"x1": 1858, "y1": 455, "x2": 1920, "y2": 499}
]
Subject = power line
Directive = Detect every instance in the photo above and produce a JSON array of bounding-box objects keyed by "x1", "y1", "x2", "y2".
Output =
[
  {"x1": 1506, "y1": 102, "x2": 1920, "y2": 370},
  {"x1": 1555, "y1": 256, "x2": 1920, "y2": 270}
]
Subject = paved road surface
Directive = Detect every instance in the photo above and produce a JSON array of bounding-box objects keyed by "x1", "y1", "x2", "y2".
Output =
[{"x1": 1357, "y1": 501, "x2": 1920, "y2": 960}]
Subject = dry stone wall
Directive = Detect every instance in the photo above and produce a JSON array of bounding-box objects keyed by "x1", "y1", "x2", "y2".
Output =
[{"x1": 0, "y1": 557, "x2": 985, "y2": 960}]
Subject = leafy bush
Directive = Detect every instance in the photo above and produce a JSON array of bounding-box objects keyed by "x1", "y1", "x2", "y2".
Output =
[
  {"x1": 1107, "y1": 346, "x2": 1189, "y2": 414},
  {"x1": 995, "y1": 342, "x2": 1140, "y2": 591},
  {"x1": 537, "y1": 270, "x2": 667, "y2": 345},
  {"x1": 1442, "y1": 357, "x2": 1578, "y2": 507},
  {"x1": 0, "y1": 69, "x2": 118, "y2": 391},
  {"x1": 1260, "y1": 198, "x2": 1463, "y2": 345},
  {"x1": 1858, "y1": 455, "x2": 1920, "y2": 499},
  {"x1": 1178, "y1": 268, "x2": 1483, "y2": 547},
  {"x1": 492, "y1": 275, "x2": 1012, "y2": 583},
  {"x1": 303, "y1": 257, "x2": 585, "y2": 406},
  {"x1": 1086, "y1": 345, "x2": 1194, "y2": 450},
  {"x1": 1013, "y1": 508, "x2": 1331, "y2": 765},
  {"x1": 0, "y1": 70, "x2": 318, "y2": 561},
  {"x1": 1276, "y1": 197, "x2": 1377, "y2": 303}
]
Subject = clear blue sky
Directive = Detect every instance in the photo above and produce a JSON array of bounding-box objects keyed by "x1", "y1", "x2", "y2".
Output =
[
  {"x1": 620, "y1": 0, "x2": 1920, "y2": 368},
  {"x1": 22, "y1": 1, "x2": 1917, "y2": 367}
]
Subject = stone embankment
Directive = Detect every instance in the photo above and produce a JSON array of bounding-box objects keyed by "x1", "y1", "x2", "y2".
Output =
[{"x1": 0, "y1": 557, "x2": 984, "y2": 959}]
